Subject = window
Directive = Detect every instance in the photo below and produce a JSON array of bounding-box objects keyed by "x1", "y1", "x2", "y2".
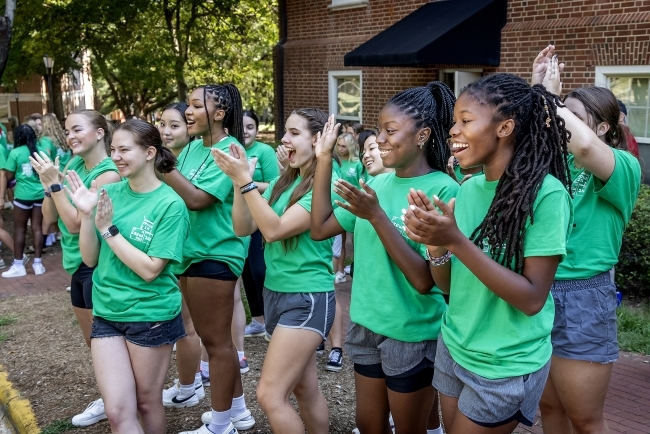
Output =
[
  {"x1": 329, "y1": 71, "x2": 362, "y2": 123},
  {"x1": 596, "y1": 66, "x2": 650, "y2": 143},
  {"x1": 441, "y1": 69, "x2": 482, "y2": 97},
  {"x1": 328, "y1": 0, "x2": 368, "y2": 11}
]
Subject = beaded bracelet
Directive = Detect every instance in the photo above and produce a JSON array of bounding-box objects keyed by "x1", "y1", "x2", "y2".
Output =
[
  {"x1": 425, "y1": 249, "x2": 452, "y2": 266},
  {"x1": 240, "y1": 182, "x2": 258, "y2": 194}
]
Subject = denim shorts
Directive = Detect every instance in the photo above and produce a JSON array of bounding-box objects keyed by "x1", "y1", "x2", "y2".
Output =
[
  {"x1": 551, "y1": 272, "x2": 618, "y2": 363},
  {"x1": 181, "y1": 259, "x2": 238, "y2": 281},
  {"x1": 433, "y1": 335, "x2": 550, "y2": 427},
  {"x1": 90, "y1": 313, "x2": 186, "y2": 348},
  {"x1": 264, "y1": 288, "x2": 335, "y2": 340}
]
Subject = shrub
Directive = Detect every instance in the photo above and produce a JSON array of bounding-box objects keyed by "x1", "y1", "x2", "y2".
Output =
[{"x1": 617, "y1": 184, "x2": 650, "y2": 299}]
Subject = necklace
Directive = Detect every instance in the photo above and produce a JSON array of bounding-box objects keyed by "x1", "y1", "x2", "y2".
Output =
[
  {"x1": 180, "y1": 136, "x2": 230, "y2": 182},
  {"x1": 83, "y1": 157, "x2": 108, "y2": 174}
]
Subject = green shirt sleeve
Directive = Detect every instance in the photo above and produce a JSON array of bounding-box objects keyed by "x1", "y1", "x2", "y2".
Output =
[
  {"x1": 524, "y1": 183, "x2": 572, "y2": 260},
  {"x1": 194, "y1": 157, "x2": 233, "y2": 202},
  {"x1": 5, "y1": 149, "x2": 17, "y2": 172},
  {"x1": 259, "y1": 143, "x2": 280, "y2": 182},
  {"x1": 146, "y1": 200, "x2": 189, "y2": 263},
  {"x1": 593, "y1": 148, "x2": 642, "y2": 222},
  {"x1": 262, "y1": 177, "x2": 279, "y2": 201}
]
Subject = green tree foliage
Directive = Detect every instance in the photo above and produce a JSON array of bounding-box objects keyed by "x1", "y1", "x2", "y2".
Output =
[{"x1": 617, "y1": 184, "x2": 650, "y2": 299}]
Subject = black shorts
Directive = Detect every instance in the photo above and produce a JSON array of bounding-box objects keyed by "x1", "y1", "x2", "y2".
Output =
[
  {"x1": 354, "y1": 358, "x2": 435, "y2": 393},
  {"x1": 180, "y1": 259, "x2": 238, "y2": 281},
  {"x1": 70, "y1": 263, "x2": 95, "y2": 309},
  {"x1": 14, "y1": 198, "x2": 43, "y2": 210}
]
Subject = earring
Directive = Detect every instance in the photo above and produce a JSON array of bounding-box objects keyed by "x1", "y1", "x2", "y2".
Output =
[{"x1": 418, "y1": 142, "x2": 424, "y2": 148}]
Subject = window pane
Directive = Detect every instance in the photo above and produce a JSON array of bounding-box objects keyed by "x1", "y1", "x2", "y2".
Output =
[
  {"x1": 610, "y1": 77, "x2": 632, "y2": 104},
  {"x1": 627, "y1": 107, "x2": 648, "y2": 138},
  {"x1": 630, "y1": 77, "x2": 649, "y2": 107},
  {"x1": 337, "y1": 76, "x2": 361, "y2": 118}
]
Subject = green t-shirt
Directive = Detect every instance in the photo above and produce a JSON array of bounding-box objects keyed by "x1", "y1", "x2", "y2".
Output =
[
  {"x1": 4, "y1": 145, "x2": 46, "y2": 200},
  {"x1": 59, "y1": 156, "x2": 118, "y2": 274},
  {"x1": 173, "y1": 138, "x2": 247, "y2": 276},
  {"x1": 39, "y1": 137, "x2": 58, "y2": 160},
  {"x1": 261, "y1": 176, "x2": 335, "y2": 293},
  {"x1": 556, "y1": 149, "x2": 641, "y2": 280},
  {"x1": 454, "y1": 164, "x2": 483, "y2": 181},
  {"x1": 56, "y1": 147, "x2": 73, "y2": 169},
  {"x1": 442, "y1": 174, "x2": 573, "y2": 379},
  {"x1": 334, "y1": 171, "x2": 459, "y2": 342},
  {"x1": 92, "y1": 180, "x2": 189, "y2": 322},
  {"x1": 246, "y1": 141, "x2": 279, "y2": 183},
  {"x1": 0, "y1": 123, "x2": 7, "y2": 152},
  {"x1": 0, "y1": 145, "x2": 7, "y2": 168},
  {"x1": 340, "y1": 159, "x2": 364, "y2": 187}
]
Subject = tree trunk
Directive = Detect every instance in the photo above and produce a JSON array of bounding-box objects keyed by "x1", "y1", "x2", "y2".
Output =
[
  {"x1": 51, "y1": 73, "x2": 65, "y2": 120},
  {"x1": 0, "y1": 0, "x2": 16, "y2": 83}
]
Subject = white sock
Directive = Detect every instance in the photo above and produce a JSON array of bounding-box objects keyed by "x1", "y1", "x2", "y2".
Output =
[
  {"x1": 34, "y1": 258, "x2": 42, "y2": 264},
  {"x1": 231, "y1": 394, "x2": 247, "y2": 417},
  {"x1": 194, "y1": 372, "x2": 202, "y2": 387},
  {"x1": 208, "y1": 409, "x2": 231, "y2": 434},
  {"x1": 237, "y1": 351, "x2": 245, "y2": 362},
  {"x1": 427, "y1": 427, "x2": 443, "y2": 434},
  {"x1": 200, "y1": 360, "x2": 209, "y2": 377},
  {"x1": 177, "y1": 382, "x2": 195, "y2": 399},
  {"x1": 13, "y1": 259, "x2": 23, "y2": 266}
]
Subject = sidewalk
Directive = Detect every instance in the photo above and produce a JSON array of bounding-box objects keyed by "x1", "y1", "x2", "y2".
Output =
[{"x1": 0, "y1": 251, "x2": 69, "y2": 299}]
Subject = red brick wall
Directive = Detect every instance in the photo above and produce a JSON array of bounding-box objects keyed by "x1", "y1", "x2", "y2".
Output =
[{"x1": 282, "y1": 0, "x2": 650, "y2": 127}]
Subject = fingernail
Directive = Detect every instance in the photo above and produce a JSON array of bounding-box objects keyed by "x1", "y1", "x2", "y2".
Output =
[
  {"x1": 401, "y1": 208, "x2": 407, "y2": 214},
  {"x1": 433, "y1": 195, "x2": 440, "y2": 201},
  {"x1": 400, "y1": 215, "x2": 405, "y2": 221},
  {"x1": 410, "y1": 205, "x2": 416, "y2": 210}
]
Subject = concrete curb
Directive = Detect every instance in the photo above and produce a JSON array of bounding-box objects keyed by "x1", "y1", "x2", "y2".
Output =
[{"x1": 0, "y1": 365, "x2": 39, "y2": 434}]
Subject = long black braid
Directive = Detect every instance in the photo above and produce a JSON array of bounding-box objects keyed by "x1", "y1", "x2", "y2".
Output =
[
  {"x1": 387, "y1": 81, "x2": 455, "y2": 172},
  {"x1": 202, "y1": 83, "x2": 244, "y2": 146},
  {"x1": 463, "y1": 73, "x2": 572, "y2": 273},
  {"x1": 14, "y1": 124, "x2": 39, "y2": 158}
]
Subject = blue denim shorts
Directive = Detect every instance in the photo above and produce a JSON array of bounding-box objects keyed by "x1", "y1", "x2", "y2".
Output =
[{"x1": 90, "y1": 313, "x2": 186, "y2": 348}]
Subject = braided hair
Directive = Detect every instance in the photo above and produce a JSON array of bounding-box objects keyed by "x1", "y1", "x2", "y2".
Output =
[
  {"x1": 14, "y1": 124, "x2": 39, "y2": 157},
  {"x1": 202, "y1": 83, "x2": 244, "y2": 146},
  {"x1": 387, "y1": 81, "x2": 455, "y2": 172},
  {"x1": 462, "y1": 73, "x2": 571, "y2": 273}
]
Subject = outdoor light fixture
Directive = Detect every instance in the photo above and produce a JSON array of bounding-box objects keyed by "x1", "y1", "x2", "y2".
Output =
[{"x1": 42, "y1": 54, "x2": 54, "y2": 113}]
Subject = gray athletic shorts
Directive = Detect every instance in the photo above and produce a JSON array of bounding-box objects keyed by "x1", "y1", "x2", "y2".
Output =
[
  {"x1": 433, "y1": 335, "x2": 550, "y2": 427},
  {"x1": 551, "y1": 271, "x2": 618, "y2": 364},
  {"x1": 263, "y1": 287, "x2": 335, "y2": 340},
  {"x1": 345, "y1": 322, "x2": 437, "y2": 377},
  {"x1": 332, "y1": 234, "x2": 342, "y2": 258}
]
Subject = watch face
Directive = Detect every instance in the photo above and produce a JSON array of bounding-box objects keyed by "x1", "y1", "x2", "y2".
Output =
[
  {"x1": 108, "y1": 225, "x2": 119, "y2": 236},
  {"x1": 50, "y1": 184, "x2": 63, "y2": 192}
]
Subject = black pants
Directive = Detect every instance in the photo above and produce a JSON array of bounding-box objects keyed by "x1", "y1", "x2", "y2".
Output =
[{"x1": 242, "y1": 230, "x2": 266, "y2": 318}]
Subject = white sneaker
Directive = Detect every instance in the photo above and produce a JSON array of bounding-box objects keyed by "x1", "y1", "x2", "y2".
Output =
[
  {"x1": 22, "y1": 254, "x2": 31, "y2": 267},
  {"x1": 335, "y1": 271, "x2": 347, "y2": 284},
  {"x1": 65, "y1": 286, "x2": 71, "y2": 292},
  {"x1": 45, "y1": 233, "x2": 55, "y2": 247},
  {"x1": 344, "y1": 265, "x2": 351, "y2": 274},
  {"x1": 2, "y1": 264, "x2": 26, "y2": 278},
  {"x1": 202, "y1": 410, "x2": 255, "y2": 430},
  {"x1": 162, "y1": 380, "x2": 202, "y2": 408},
  {"x1": 32, "y1": 263, "x2": 46, "y2": 275},
  {"x1": 0, "y1": 259, "x2": 5, "y2": 269},
  {"x1": 71, "y1": 398, "x2": 107, "y2": 427},
  {"x1": 179, "y1": 423, "x2": 237, "y2": 434}
]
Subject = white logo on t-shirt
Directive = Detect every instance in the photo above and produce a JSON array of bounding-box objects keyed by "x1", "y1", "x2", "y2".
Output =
[
  {"x1": 187, "y1": 164, "x2": 207, "y2": 181},
  {"x1": 346, "y1": 167, "x2": 357, "y2": 178},
  {"x1": 21, "y1": 163, "x2": 34, "y2": 177},
  {"x1": 571, "y1": 171, "x2": 589, "y2": 196},
  {"x1": 130, "y1": 216, "x2": 154, "y2": 244}
]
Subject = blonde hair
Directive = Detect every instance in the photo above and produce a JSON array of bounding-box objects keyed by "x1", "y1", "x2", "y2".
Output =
[
  {"x1": 337, "y1": 132, "x2": 359, "y2": 161},
  {"x1": 42, "y1": 113, "x2": 68, "y2": 151}
]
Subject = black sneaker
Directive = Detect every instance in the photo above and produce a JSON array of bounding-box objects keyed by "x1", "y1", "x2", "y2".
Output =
[
  {"x1": 316, "y1": 341, "x2": 325, "y2": 355},
  {"x1": 325, "y1": 348, "x2": 343, "y2": 372}
]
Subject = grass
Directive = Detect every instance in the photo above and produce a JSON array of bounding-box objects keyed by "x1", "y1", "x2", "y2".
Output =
[
  {"x1": 0, "y1": 313, "x2": 17, "y2": 342},
  {"x1": 617, "y1": 302, "x2": 650, "y2": 355},
  {"x1": 40, "y1": 419, "x2": 75, "y2": 434}
]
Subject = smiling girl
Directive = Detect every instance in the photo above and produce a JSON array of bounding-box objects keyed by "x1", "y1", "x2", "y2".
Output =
[
  {"x1": 311, "y1": 82, "x2": 459, "y2": 434},
  {"x1": 159, "y1": 102, "x2": 191, "y2": 157},
  {"x1": 65, "y1": 119, "x2": 188, "y2": 434},
  {"x1": 403, "y1": 73, "x2": 573, "y2": 434},
  {"x1": 358, "y1": 129, "x2": 393, "y2": 178}
]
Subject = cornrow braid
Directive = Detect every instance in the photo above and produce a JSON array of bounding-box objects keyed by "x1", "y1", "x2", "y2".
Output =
[
  {"x1": 202, "y1": 83, "x2": 244, "y2": 145},
  {"x1": 462, "y1": 73, "x2": 571, "y2": 273},
  {"x1": 387, "y1": 81, "x2": 455, "y2": 172}
]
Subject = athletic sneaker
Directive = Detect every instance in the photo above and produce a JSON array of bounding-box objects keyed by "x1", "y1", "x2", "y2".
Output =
[
  {"x1": 179, "y1": 423, "x2": 238, "y2": 434},
  {"x1": 65, "y1": 286, "x2": 71, "y2": 292},
  {"x1": 264, "y1": 332, "x2": 271, "y2": 342},
  {"x1": 163, "y1": 379, "x2": 205, "y2": 404},
  {"x1": 335, "y1": 271, "x2": 347, "y2": 284},
  {"x1": 325, "y1": 348, "x2": 343, "y2": 372},
  {"x1": 45, "y1": 233, "x2": 56, "y2": 247},
  {"x1": 162, "y1": 384, "x2": 200, "y2": 408},
  {"x1": 201, "y1": 373, "x2": 210, "y2": 387},
  {"x1": 2, "y1": 264, "x2": 26, "y2": 278},
  {"x1": 0, "y1": 259, "x2": 5, "y2": 269},
  {"x1": 316, "y1": 341, "x2": 325, "y2": 356},
  {"x1": 32, "y1": 263, "x2": 46, "y2": 275},
  {"x1": 344, "y1": 265, "x2": 351, "y2": 274},
  {"x1": 239, "y1": 357, "x2": 250, "y2": 374},
  {"x1": 244, "y1": 319, "x2": 266, "y2": 337},
  {"x1": 201, "y1": 409, "x2": 255, "y2": 430},
  {"x1": 71, "y1": 398, "x2": 107, "y2": 427}
]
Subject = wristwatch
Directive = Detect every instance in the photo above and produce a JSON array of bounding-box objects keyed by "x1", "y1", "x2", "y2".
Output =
[
  {"x1": 45, "y1": 183, "x2": 63, "y2": 198},
  {"x1": 101, "y1": 225, "x2": 120, "y2": 239}
]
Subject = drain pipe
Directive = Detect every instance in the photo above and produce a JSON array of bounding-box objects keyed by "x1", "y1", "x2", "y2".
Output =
[{"x1": 273, "y1": 0, "x2": 287, "y2": 142}]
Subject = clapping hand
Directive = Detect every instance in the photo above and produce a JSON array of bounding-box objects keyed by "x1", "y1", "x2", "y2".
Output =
[
  {"x1": 29, "y1": 151, "x2": 61, "y2": 187},
  {"x1": 532, "y1": 45, "x2": 564, "y2": 93},
  {"x1": 95, "y1": 188, "x2": 114, "y2": 233},
  {"x1": 64, "y1": 170, "x2": 98, "y2": 216},
  {"x1": 315, "y1": 115, "x2": 341, "y2": 159},
  {"x1": 403, "y1": 189, "x2": 459, "y2": 249},
  {"x1": 211, "y1": 143, "x2": 252, "y2": 187},
  {"x1": 334, "y1": 179, "x2": 382, "y2": 222}
]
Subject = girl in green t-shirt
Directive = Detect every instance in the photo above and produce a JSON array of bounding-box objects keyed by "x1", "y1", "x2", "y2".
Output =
[
  {"x1": 311, "y1": 83, "x2": 459, "y2": 434},
  {"x1": 212, "y1": 107, "x2": 335, "y2": 434},
  {"x1": 66, "y1": 119, "x2": 188, "y2": 434},
  {"x1": 163, "y1": 84, "x2": 254, "y2": 434},
  {"x1": 534, "y1": 47, "x2": 643, "y2": 434},
  {"x1": 1, "y1": 125, "x2": 47, "y2": 278},
  {"x1": 159, "y1": 102, "x2": 192, "y2": 157},
  {"x1": 403, "y1": 74, "x2": 573, "y2": 433}
]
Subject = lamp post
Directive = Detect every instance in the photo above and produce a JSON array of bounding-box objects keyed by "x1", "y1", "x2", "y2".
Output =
[
  {"x1": 42, "y1": 54, "x2": 54, "y2": 114},
  {"x1": 13, "y1": 85, "x2": 19, "y2": 121}
]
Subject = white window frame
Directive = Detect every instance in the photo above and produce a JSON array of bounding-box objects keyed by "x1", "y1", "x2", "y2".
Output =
[
  {"x1": 328, "y1": 70, "x2": 362, "y2": 123},
  {"x1": 595, "y1": 65, "x2": 650, "y2": 143},
  {"x1": 328, "y1": 0, "x2": 368, "y2": 11}
]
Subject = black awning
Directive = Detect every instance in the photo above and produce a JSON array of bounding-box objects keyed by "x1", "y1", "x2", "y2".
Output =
[{"x1": 344, "y1": 0, "x2": 507, "y2": 67}]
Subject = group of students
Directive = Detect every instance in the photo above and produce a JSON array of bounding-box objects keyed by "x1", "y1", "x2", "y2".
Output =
[{"x1": 0, "y1": 44, "x2": 643, "y2": 434}]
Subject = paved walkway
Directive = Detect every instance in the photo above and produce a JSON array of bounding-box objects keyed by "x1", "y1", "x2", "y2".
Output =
[{"x1": 1, "y1": 249, "x2": 649, "y2": 433}]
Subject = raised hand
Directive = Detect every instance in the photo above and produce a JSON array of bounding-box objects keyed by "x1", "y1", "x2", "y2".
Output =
[
  {"x1": 64, "y1": 170, "x2": 98, "y2": 215},
  {"x1": 29, "y1": 151, "x2": 61, "y2": 187},
  {"x1": 403, "y1": 189, "x2": 459, "y2": 249},
  {"x1": 334, "y1": 178, "x2": 383, "y2": 222},
  {"x1": 248, "y1": 157, "x2": 259, "y2": 177},
  {"x1": 542, "y1": 55, "x2": 563, "y2": 96},
  {"x1": 211, "y1": 143, "x2": 252, "y2": 187},
  {"x1": 276, "y1": 144, "x2": 289, "y2": 170},
  {"x1": 532, "y1": 45, "x2": 565, "y2": 86},
  {"x1": 95, "y1": 188, "x2": 114, "y2": 233},
  {"x1": 315, "y1": 114, "x2": 341, "y2": 159}
]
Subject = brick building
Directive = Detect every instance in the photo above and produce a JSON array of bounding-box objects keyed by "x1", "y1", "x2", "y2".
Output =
[{"x1": 276, "y1": 0, "x2": 650, "y2": 180}]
